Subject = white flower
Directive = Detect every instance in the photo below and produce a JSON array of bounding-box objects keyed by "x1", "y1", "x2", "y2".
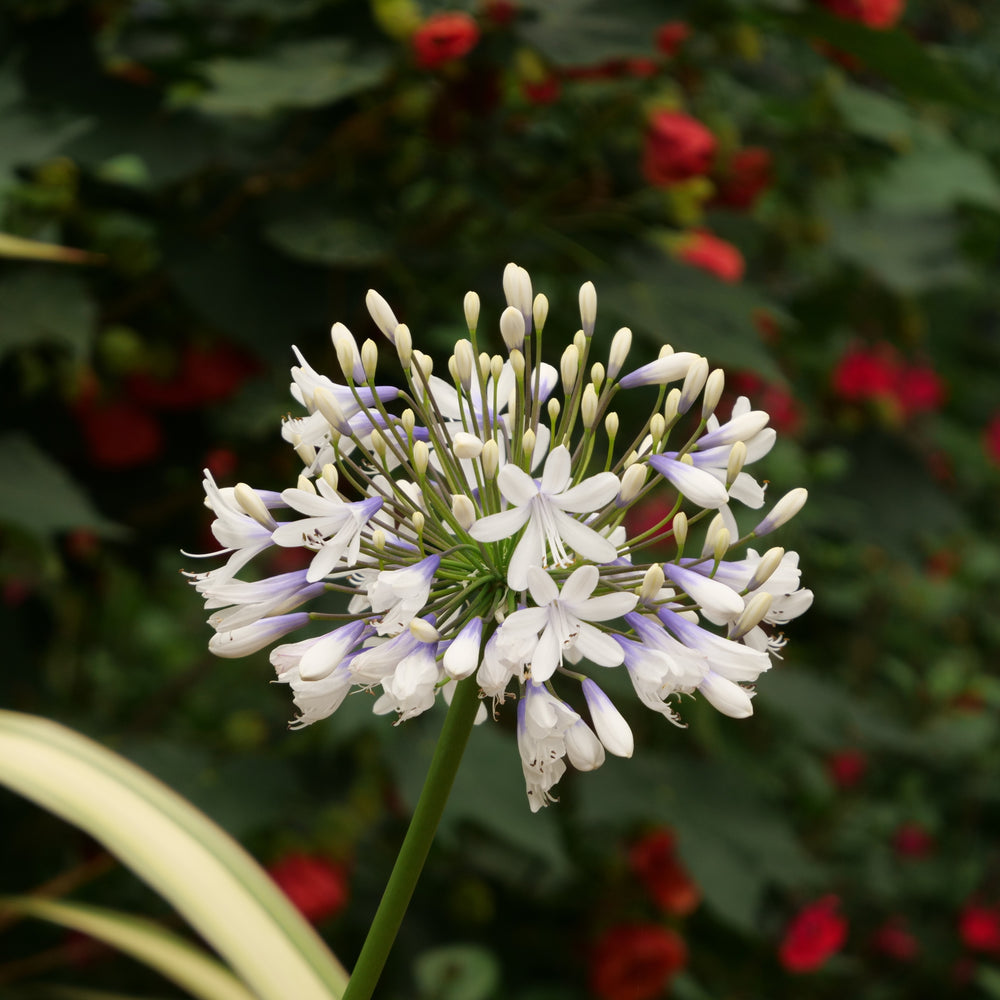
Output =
[
  {"x1": 209, "y1": 613, "x2": 311, "y2": 658},
  {"x1": 470, "y1": 446, "x2": 621, "y2": 589},
  {"x1": 373, "y1": 639, "x2": 442, "y2": 723},
  {"x1": 443, "y1": 617, "x2": 483, "y2": 680},
  {"x1": 367, "y1": 555, "x2": 440, "y2": 635},
  {"x1": 648, "y1": 454, "x2": 730, "y2": 510},
  {"x1": 517, "y1": 682, "x2": 582, "y2": 812},
  {"x1": 581, "y1": 679, "x2": 634, "y2": 758},
  {"x1": 618, "y1": 352, "x2": 702, "y2": 389},
  {"x1": 199, "y1": 569, "x2": 326, "y2": 632},
  {"x1": 497, "y1": 565, "x2": 637, "y2": 683}
]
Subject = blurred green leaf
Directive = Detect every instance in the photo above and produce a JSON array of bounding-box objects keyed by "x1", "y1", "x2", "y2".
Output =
[
  {"x1": 0, "y1": 435, "x2": 119, "y2": 538},
  {"x1": 414, "y1": 944, "x2": 501, "y2": 1000},
  {"x1": 264, "y1": 212, "x2": 390, "y2": 267},
  {"x1": 873, "y1": 145, "x2": 1000, "y2": 212},
  {"x1": 831, "y1": 83, "x2": 915, "y2": 145},
  {"x1": 193, "y1": 39, "x2": 391, "y2": 116},
  {"x1": 0, "y1": 268, "x2": 96, "y2": 359}
]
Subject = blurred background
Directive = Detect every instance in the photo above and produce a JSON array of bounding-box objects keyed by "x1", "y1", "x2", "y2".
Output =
[{"x1": 3, "y1": 0, "x2": 1000, "y2": 997}]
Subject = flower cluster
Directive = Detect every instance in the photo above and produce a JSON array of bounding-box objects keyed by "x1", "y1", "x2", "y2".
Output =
[{"x1": 187, "y1": 266, "x2": 811, "y2": 810}]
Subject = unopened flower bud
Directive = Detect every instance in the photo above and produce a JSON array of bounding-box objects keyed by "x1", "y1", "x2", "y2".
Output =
[
  {"x1": 413, "y1": 350, "x2": 433, "y2": 380},
  {"x1": 560, "y1": 344, "x2": 579, "y2": 394},
  {"x1": 413, "y1": 440, "x2": 429, "y2": 475},
  {"x1": 412, "y1": 510, "x2": 425, "y2": 535},
  {"x1": 500, "y1": 305, "x2": 526, "y2": 351},
  {"x1": 509, "y1": 349, "x2": 525, "y2": 379},
  {"x1": 479, "y1": 352, "x2": 491, "y2": 380},
  {"x1": 581, "y1": 384, "x2": 599, "y2": 429},
  {"x1": 464, "y1": 291, "x2": 480, "y2": 332},
  {"x1": 574, "y1": 329, "x2": 587, "y2": 353},
  {"x1": 312, "y1": 385, "x2": 352, "y2": 434},
  {"x1": 726, "y1": 441, "x2": 747, "y2": 486},
  {"x1": 296, "y1": 473, "x2": 316, "y2": 493},
  {"x1": 619, "y1": 462, "x2": 647, "y2": 505},
  {"x1": 640, "y1": 563, "x2": 665, "y2": 602},
  {"x1": 481, "y1": 439, "x2": 499, "y2": 478},
  {"x1": 755, "y1": 488, "x2": 808, "y2": 535},
  {"x1": 663, "y1": 388, "x2": 681, "y2": 424},
  {"x1": 678, "y1": 356, "x2": 709, "y2": 414},
  {"x1": 331, "y1": 322, "x2": 364, "y2": 382},
  {"x1": 701, "y1": 512, "x2": 726, "y2": 557},
  {"x1": 591, "y1": 362, "x2": 605, "y2": 391},
  {"x1": 713, "y1": 527, "x2": 732, "y2": 563},
  {"x1": 490, "y1": 354, "x2": 504, "y2": 382},
  {"x1": 366, "y1": 289, "x2": 399, "y2": 341},
  {"x1": 579, "y1": 280, "x2": 597, "y2": 336},
  {"x1": 649, "y1": 413, "x2": 666, "y2": 444},
  {"x1": 402, "y1": 408, "x2": 416, "y2": 436},
  {"x1": 522, "y1": 427, "x2": 536, "y2": 457},
  {"x1": 409, "y1": 617, "x2": 440, "y2": 643},
  {"x1": 659, "y1": 344, "x2": 674, "y2": 359},
  {"x1": 361, "y1": 338, "x2": 378, "y2": 381},
  {"x1": 582, "y1": 679, "x2": 633, "y2": 758},
  {"x1": 702, "y1": 368, "x2": 725, "y2": 420},
  {"x1": 604, "y1": 412, "x2": 619, "y2": 440},
  {"x1": 234, "y1": 483, "x2": 275, "y2": 528},
  {"x1": 672, "y1": 510, "x2": 688, "y2": 550},
  {"x1": 369, "y1": 429, "x2": 387, "y2": 460},
  {"x1": 503, "y1": 262, "x2": 532, "y2": 318},
  {"x1": 547, "y1": 398, "x2": 561, "y2": 424},
  {"x1": 320, "y1": 464, "x2": 338, "y2": 492},
  {"x1": 452, "y1": 432, "x2": 484, "y2": 459},
  {"x1": 372, "y1": 528, "x2": 386, "y2": 551},
  {"x1": 452, "y1": 494, "x2": 476, "y2": 531},
  {"x1": 730, "y1": 592, "x2": 773, "y2": 640},
  {"x1": 533, "y1": 293, "x2": 549, "y2": 332},
  {"x1": 394, "y1": 324, "x2": 412, "y2": 367},
  {"x1": 623, "y1": 450, "x2": 638, "y2": 469},
  {"x1": 748, "y1": 547, "x2": 785, "y2": 590},
  {"x1": 454, "y1": 339, "x2": 475, "y2": 389},
  {"x1": 607, "y1": 327, "x2": 632, "y2": 379}
]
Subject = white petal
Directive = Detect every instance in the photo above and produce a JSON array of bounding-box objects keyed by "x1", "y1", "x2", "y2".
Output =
[
  {"x1": 526, "y1": 565, "x2": 560, "y2": 606},
  {"x1": 650, "y1": 456, "x2": 730, "y2": 509},
  {"x1": 572, "y1": 591, "x2": 639, "y2": 622},
  {"x1": 506, "y1": 515, "x2": 545, "y2": 590},
  {"x1": 699, "y1": 672, "x2": 754, "y2": 718},
  {"x1": 551, "y1": 509, "x2": 618, "y2": 564},
  {"x1": 572, "y1": 622, "x2": 625, "y2": 666},
  {"x1": 468, "y1": 505, "x2": 530, "y2": 543},
  {"x1": 553, "y1": 472, "x2": 621, "y2": 512},
  {"x1": 530, "y1": 623, "x2": 562, "y2": 682},
  {"x1": 540, "y1": 446, "x2": 572, "y2": 494},
  {"x1": 559, "y1": 564, "x2": 599, "y2": 604},
  {"x1": 497, "y1": 463, "x2": 539, "y2": 507}
]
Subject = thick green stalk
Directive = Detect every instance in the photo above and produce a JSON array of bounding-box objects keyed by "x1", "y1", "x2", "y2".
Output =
[{"x1": 341, "y1": 675, "x2": 482, "y2": 1000}]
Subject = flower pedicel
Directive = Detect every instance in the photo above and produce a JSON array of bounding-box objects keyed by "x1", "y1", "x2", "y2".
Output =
[{"x1": 187, "y1": 265, "x2": 812, "y2": 810}]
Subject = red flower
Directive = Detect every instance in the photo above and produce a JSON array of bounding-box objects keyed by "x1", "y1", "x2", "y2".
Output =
[
  {"x1": 412, "y1": 12, "x2": 480, "y2": 69},
  {"x1": 642, "y1": 111, "x2": 716, "y2": 186},
  {"x1": 74, "y1": 396, "x2": 164, "y2": 468},
  {"x1": 655, "y1": 22, "x2": 691, "y2": 58},
  {"x1": 832, "y1": 345, "x2": 898, "y2": 401},
  {"x1": 628, "y1": 829, "x2": 701, "y2": 916},
  {"x1": 779, "y1": 896, "x2": 848, "y2": 973},
  {"x1": 872, "y1": 919, "x2": 919, "y2": 962},
  {"x1": 986, "y1": 412, "x2": 1000, "y2": 466},
  {"x1": 892, "y1": 822, "x2": 934, "y2": 859},
  {"x1": 590, "y1": 924, "x2": 687, "y2": 1000},
  {"x1": 818, "y1": 0, "x2": 904, "y2": 29},
  {"x1": 826, "y1": 748, "x2": 867, "y2": 789},
  {"x1": 715, "y1": 148, "x2": 773, "y2": 209},
  {"x1": 204, "y1": 447, "x2": 238, "y2": 480},
  {"x1": 268, "y1": 853, "x2": 349, "y2": 923},
  {"x1": 960, "y1": 903, "x2": 1000, "y2": 953},
  {"x1": 676, "y1": 230, "x2": 744, "y2": 283},
  {"x1": 895, "y1": 365, "x2": 946, "y2": 416},
  {"x1": 126, "y1": 343, "x2": 258, "y2": 411}
]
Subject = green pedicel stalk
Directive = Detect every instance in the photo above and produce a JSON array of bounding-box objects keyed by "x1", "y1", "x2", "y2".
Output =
[{"x1": 341, "y1": 674, "x2": 483, "y2": 1000}]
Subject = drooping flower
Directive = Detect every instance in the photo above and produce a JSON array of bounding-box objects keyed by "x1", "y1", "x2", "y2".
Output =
[{"x1": 188, "y1": 265, "x2": 809, "y2": 809}]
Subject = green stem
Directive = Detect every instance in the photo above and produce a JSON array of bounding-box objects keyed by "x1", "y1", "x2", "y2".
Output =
[{"x1": 341, "y1": 676, "x2": 482, "y2": 1000}]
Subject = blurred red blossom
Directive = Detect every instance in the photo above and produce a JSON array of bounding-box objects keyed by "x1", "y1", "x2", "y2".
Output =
[
  {"x1": 203, "y1": 447, "x2": 239, "y2": 480},
  {"x1": 892, "y1": 822, "x2": 935, "y2": 859},
  {"x1": 715, "y1": 148, "x2": 773, "y2": 209},
  {"x1": 74, "y1": 395, "x2": 164, "y2": 468},
  {"x1": 832, "y1": 345, "x2": 945, "y2": 418},
  {"x1": 959, "y1": 903, "x2": 1000, "y2": 953},
  {"x1": 590, "y1": 924, "x2": 687, "y2": 1000},
  {"x1": 126, "y1": 343, "x2": 259, "y2": 411},
  {"x1": 628, "y1": 829, "x2": 701, "y2": 916},
  {"x1": 268, "y1": 853, "x2": 349, "y2": 923},
  {"x1": 826, "y1": 748, "x2": 868, "y2": 789},
  {"x1": 677, "y1": 230, "x2": 745, "y2": 283},
  {"x1": 818, "y1": 0, "x2": 905, "y2": 29},
  {"x1": 655, "y1": 22, "x2": 691, "y2": 57},
  {"x1": 779, "y1": 896, "x2": 848, "y2": 972},
  {"x1": 872, "y1": 918, "x2": 919, "y2": 962},
  {"x1": 895, "y1": 365, "x2": 946, "y2": 416},
  {"x1": 412, "y1": 12, "x2": 480, "y2": 69},
  {"x1": 642, "y1": 111, "x2": 716, "y2": 186}
]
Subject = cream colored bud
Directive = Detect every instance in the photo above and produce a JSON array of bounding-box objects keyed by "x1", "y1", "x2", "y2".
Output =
[
  {"x1": 672, "y1": 510, "x2": 688, "y2": 550},
  {"x1": 332, "y1": 322, "x2": 362, "y2": 382},
  {"x1": 533, "y1": 293, "x2": 549, "y2": 332},
  {"x1": 454, "y1": 339, "x2": 475, "y2": 389},
  {"x1": 369, "y1": 429, "x2": 386, "y2": 460},
  {"x1": 490, "y1": 354, "x2": 504, "y2": 382},
  {"x1": 320, "y1": 463, "x2": 338, "y2": 492},
  {"x1": 658, "y1": 343, "x2": 675, "y2": 359},
  {"x1": 713, "y1": 527, "x2": 732, "y2": 563},
  {"x1": 727, "y1": 441, "x2": 748, "y2": 487},
  {"x1": 702, "y1": 368, "x2": 725, "y2": 420},
  {"x1": 640, "y1": 563, "x2": 665, "y2": 603},
  {"x1": 481, "y1": 439, "x2": 499, "y2": 478},
  {"x1": 366, "y1": 289, "x2": 399, "y2": 341},
  {"x1": 503, "y1": 262, "x2": 532, "y2": 316},
  {"x1": 413, "y1": 440, "x2": 429, "y2": 476},
  {"x1": 402, "y1": 408, "x2": 416, "y2": 436},
  {"x1": 663, "y1": 388, "x2": 681, "y2": 424},
  {"x1": 547, "y1": 398, "x2": 561, "y2": 424},
  {"x1": 522, "y1": 427, "x2": 536, "y2": 457},
  {"x1": 619, "y1": 462, "x2": 647, "y2": 505},
  {"x1": 464, "y1": 291, "x2": 480, "y2": 332},
  {"x1": 509, "y1": 349, "x2": 525, "y2": 379},
  {"x1": 623, "y1": 449, "x2": 638, "y2": 469},
  {"x1": 701, "y1": 513, "x2": 726, "y2": 557},
  {"x1": 452, "y1": 494, "x2": 476, "y2": 531},
  {"x1": 447, "y1": 356, "x2": 458, "y2": 381},
  {"x1": 582, "y1": 383, "x2": 599, "y2": 429},
  {"x1": 409, "y1": 617, "x2": 441, "y2": 643},
  {"x1": 678, "y1": 356, "x2": 709, "y2": 414},
  {"x1": 500, "y1": 305, "x2": 526, "y2": 351},
  {"x1": 412, "y1": 511, "x2": 425, "y2": 535},
  {"x1": 478, "y1": 352, "x2": 491, "y2": 380},
  {"x1": 579, "y1": 280, "x2": 597, "y2": 336},
  {"x1": 372, "y1": 528, "x2": 386, "y2": 552},
  {"x1": 730, "y1": 592, "x2": 773, "y2": 640},
  {"x1": 413, "y1": 350, "x2": 433, "y2": 380},
  {"x1": 649, "y1": 413, "x2": 666, "y2": 444},
  {"x1": 394, "y1": 324, "x2": 412, "y2": 367},
  {"x1": 574, "y1": 329, "x2": 587, "y2": 353},
  {"x1": 748, "y1": 547, "x2": 786, "y2": 590},
  {"x1": 234, "y1": 483, "x2": 275, "y2": 528},
  {"x1": 361, "y1": 338, "x2": 378, "y2": 381},
  {"x1": 560, "y1": 344, "x2": 579, "y2": 393},
  {"x1": 452, "y1": 432, "x2": 484, "y2": 459},
  {"x1": 296, "y1": 474, "x2": 316, "y2": 494},
  {"x1": 312, "y1": 385, "x2": 351, "y2": 434},
  {"x1": 755, "y1": 488, "x2": 808, "y2": 535},
  {"x1": 607, "y1": 327, "x2": 632, "y2": 379},
  {"x1": 604, "y1": 411, "x2": 619, "y2": 440},
  {"x1": 591, "y1": 362, "x2": 605, "y2": 390}
]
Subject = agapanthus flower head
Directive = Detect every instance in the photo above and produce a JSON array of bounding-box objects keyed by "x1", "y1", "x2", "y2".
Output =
[{"x1": 188, "y1": 266, "x2": 811, "y2": 809}]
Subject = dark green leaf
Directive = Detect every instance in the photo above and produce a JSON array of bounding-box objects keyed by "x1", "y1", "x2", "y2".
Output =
[
  {"x1": 264, "y1": 212, "x2": 390, "y2": 267},
  {"x1": 0, "y1": 267, "x2": 96, "y2": 359}
]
